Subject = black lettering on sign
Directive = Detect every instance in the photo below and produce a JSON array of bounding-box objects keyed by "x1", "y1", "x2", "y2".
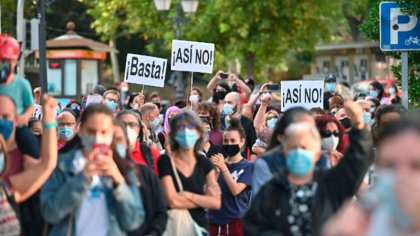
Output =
[
  {"x1": 303, "y1": 88, "x2": 322, "y2": 103},
  {"x1": 129, "y1": 56, "x2": 166, "y2": 80},
  {"x1": 130, "y1": 57, "x2": 138, "y2": 75},
  {"x1": 292, "y1": 88, "x2": 299, "y2": 103},
  {"x1": 195, "y1": 49, "x2": 213, "y2": 65},
  {"x1": 125, "y1": 60, "x2": 130, "y2": 81},
  {"x1": 161, "y1": 61, "x2": 166, "y2": 79}
]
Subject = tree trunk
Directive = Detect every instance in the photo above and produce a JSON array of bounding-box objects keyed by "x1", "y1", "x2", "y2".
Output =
[
  {"x1": 345, "y1": 16, "x2": 363, "y2": 42},
  {"x1": 245, "y1": 52, "x2": 255, "y2": 79},
  {"x1": 109, "y1": 37, "x2": 120, "y2": 82}
]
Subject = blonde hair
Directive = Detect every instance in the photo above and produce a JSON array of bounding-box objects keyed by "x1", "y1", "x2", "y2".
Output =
[{"x1": 264, "y1": 110, "x2": 279, "y2": 127}]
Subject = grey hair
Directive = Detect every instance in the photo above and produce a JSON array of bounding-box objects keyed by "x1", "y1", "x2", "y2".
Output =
[{"x1": 284, "y1": 122, "x2": 321, "y2": 150}]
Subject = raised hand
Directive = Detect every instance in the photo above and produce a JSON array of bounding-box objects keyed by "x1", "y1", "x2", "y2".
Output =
[
  {"x1": 42, "y1": 94, "x2": 58, "y2": 124},
  {"x1": 344, "y1": 100, "x2": 364, "y2": 130}
]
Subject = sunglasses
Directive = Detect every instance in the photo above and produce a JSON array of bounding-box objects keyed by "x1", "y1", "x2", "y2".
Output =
[{"x1": 321, "y1": 130, "x2": 340, "y2": 138}]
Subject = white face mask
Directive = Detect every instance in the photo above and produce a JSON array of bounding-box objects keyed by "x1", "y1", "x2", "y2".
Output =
[
  {"x1": 189, "y1": 94, "x2": 200, "y2": 103},
  {"x1": 80, "y1": 133, "x2": 113, "y2": 154},
  {"x1": 321, "y1": 136, "x2": 339, "y2": 152},
  {"x1": 126, "y1": 126, "x2": 138, "y2": 150}
]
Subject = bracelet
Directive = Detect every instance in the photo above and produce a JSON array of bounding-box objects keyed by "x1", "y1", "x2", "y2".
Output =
[{"x1": 43, "y1": 120, "x2": 58, "y2": 129}]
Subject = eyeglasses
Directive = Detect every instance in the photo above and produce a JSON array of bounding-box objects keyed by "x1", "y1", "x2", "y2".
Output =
[
  {"x1": 71, "y1": 105, "x2": 81, "y2": 110},
  {"x1": 58, "y1": 122, "x2": 76, "y2": 127},
  {"x1": 106, "y1": 98, "x2": 118, "y2": 103},
  {"x1": 178, "y1": 124, "x2": 197, "y2": 131},
  {"x1": 267, "y1": 116, "x2": 278, "y2": 121},
  {"x1": 321, "y1": 130, "x2": 340, "y2": 138}
]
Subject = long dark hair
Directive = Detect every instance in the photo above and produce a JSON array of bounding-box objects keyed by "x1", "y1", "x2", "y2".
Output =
[
  {"x1": 370, "y1": 81, "x2": 385, "y2": 100},
  {"x1": 267, "y1": 107, "x2": 312, "y2": 150},
  {"x1": 112, "y1": 119, "x2": 136, "y2": 185},
  {"x1": 169, "y1": 111, "x2": 206, "y2": 154}
]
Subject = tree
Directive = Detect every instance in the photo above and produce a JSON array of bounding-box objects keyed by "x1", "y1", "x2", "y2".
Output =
[
  {"x1": 360, "y1": 0, "x2": 420, "y2": 107},
  {"x1": 340, "y1": 0, "x2": 377, "y2": 42}
]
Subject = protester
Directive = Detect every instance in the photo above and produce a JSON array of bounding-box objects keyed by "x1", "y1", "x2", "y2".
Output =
[
  {"x1": 388, "y1": 83, "x2": 402, "y2": 104},
  {"x1": 92, "y1": 84, "x2": 106, "y2": 96},
  {"x1": 329, "y1": 95, "x2": 344, "y2": 110},
  {"x1": 315, "y1": 114, "x2": 349, "y2": 167},
  {"x1": 127, "y1": 92, "x2": 145, "y2": 111},
  {"x1": 157, "y1": 111, "x2": 221, "y2": 232},
  {"x1": 329, "y1": 105, "x2": 340, "y2": 116},
  {"x1": 335, "y1": 106, "x2": 352, "y2": 132},
  {"x1": 158, "y1": 106, "x2": 181, "y2": 148},
  {"x1": 372, "y1": 104, "x2": 406, "y2": 144},
  {"x1": 222, "y1": 92, "x2": 257, "y2": 160},
  {"x1": 207, "y1": 71, "x2": 233, "y2": 111},
  {"x1": 40, "y1": 104, "x2": 145, "y2": 235},
  {"x1": 356, "y1": 100, "x2": 373, "y2": 127},
  {"x1": 323, "y1": 118, "x2": 420, "y2": 236},
  {"x1": 103, "y1": 89, "x2": 121, "y2": 112},
  {"x1": 200, "y1": 117, "x2": 224, "y2": 159},
  {"x1": 323, "y1": 74, "x2": 339, "y2": 110},
  {"x1": 116, "y1": 110, "x2": 161, "y2": 175},
  {"x1": 244, "y1": 100, "x2": 373, "y2": 235},
  {"x1": 112, "y1": 120, "x2": 168, "y2": 236},
  {"x1": 65, "y1": 101, "x2": 82, "y2": 122},
  {"x1": 367, "y1": 97, "x2": 380, "y2": 119},
  {"x1": 186, "y1": 87, "x2": 205, "y2": 111},
  {"x1": 197, "y1": 102, "x2": 224, "y2": 145},
  {"x1": 28, "y1": 118, "x2": 43, "y2": 136},
  {"x1": 208, "y1": 118, "x2": 253, "y2": 236},
  {"x1": 252, "y1": 94, "x2": 279, "y2": 157},
  {"x1": 140, "y1": 103, "x2": 163, "y2": 150},
  {"x1": 244, "y1": 82, "x2": 278, "y2": 121},
  {"x1": 369, "y1": 81, "x2": 391, "y2": 105},
  {"x1": 56, "y1": 110, "x2": 77, "y2": 150},
  {"x1": 0, "y1": 34, "x2": 39, "y2": 159}
]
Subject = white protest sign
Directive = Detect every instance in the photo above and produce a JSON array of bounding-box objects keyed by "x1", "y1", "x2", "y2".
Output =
[
  {"x1": 171, "y1": 40, "x2": 214, "y2": 74},
  {"x1": 124, "y1": 53, "x2": 167, "y2": 88},
  {"x1": 281, "y1": 80, "x2": 324, "y2": 111},
  {"x1": 86, "y1": 94, "x2": 103, "y2": 107},
  {"x1": 32, "y1": 104, "x2": 43, "y2": 120}
]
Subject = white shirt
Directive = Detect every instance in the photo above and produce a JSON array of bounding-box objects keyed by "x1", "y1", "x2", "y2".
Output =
[{"x1": 73, "y1": 150, "x2": 109, "y2": 236}]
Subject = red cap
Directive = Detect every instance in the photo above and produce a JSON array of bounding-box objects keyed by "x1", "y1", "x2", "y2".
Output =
[{"x1": 0, "y1": 35, "x2": 20, "y2": 60}]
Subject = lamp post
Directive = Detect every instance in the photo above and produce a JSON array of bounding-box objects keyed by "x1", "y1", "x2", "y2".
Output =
[{"x1": 153, "y1": 0, "x2": 199, "y2": 100}]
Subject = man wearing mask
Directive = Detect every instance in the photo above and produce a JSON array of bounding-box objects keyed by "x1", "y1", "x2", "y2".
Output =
[
  {"x1": 56, "y1": 110, "x2": 77, "y2": 150},
  {"x1": 40, "y1": 104, "x2": 145, "y2": 235},
  {"x1": 323, "y1": 74, "x2": 339, "y2": 110},
  {"x1": 148, "y1": 91, "x2": 165, "y2": 134},
  {"x1": 140, "y1": 103, "x2": 162, "y2": 150},
  {"x1": 222, "y1": 92, "x2": 256, "y2": 160},
  {"x1": 102, "y1": 90, "x2": 120, "y2": 113}
]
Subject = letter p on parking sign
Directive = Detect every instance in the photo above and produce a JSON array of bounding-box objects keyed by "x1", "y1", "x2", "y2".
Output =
[{"x1": 380, "y1": 2, "x2": 420, "y2": 51}]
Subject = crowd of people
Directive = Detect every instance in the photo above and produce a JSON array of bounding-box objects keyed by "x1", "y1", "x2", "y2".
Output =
[{"x1": 1, "y1": 34, "x2": 420, "y2": 236}]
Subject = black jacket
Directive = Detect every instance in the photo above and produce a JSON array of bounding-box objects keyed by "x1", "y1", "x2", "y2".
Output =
[
  {"x1": 128, "y1": 165, "x2": 168, "y2": 236},
  {"x1": 243, "y1": 128, "x2": 373, "y2": 236}
]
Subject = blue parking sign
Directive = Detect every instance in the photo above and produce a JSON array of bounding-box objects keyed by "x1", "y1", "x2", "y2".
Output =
[{"x1": 380, "y1": 2, "x2": 420, "y2": 51}]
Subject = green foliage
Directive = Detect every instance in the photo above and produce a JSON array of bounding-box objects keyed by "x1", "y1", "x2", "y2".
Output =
[{"x1": 360, "y1": 0, "x2": 420, "y2": 107}]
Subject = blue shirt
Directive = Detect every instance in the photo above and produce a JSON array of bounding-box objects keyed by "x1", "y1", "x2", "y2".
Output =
[
  {"x1": 0, "y1": 74, "x2": 34, "y2": 114},
  {"x1": 208, "y1": 158, "x2": 253, "y2": 225}
]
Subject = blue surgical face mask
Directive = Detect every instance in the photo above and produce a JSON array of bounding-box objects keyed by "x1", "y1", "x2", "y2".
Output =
[
  {"x1": 116, "y1": 143, "x2": 127, "y2": 159},
  {"x1": 369, "y1": 90, "x2": 378, "y2": 98},
  {"x1": 223, "y1": 103, "x2": 235, "y2": 116},
  {"x1": 370, "y1": 107, "x2": 375, "y2": 113},
  {"x1": 150, "y1": 117, "x2": 160, "y2": 130},
  {"x1": 286, "y1": 148, "x2": 313, "y2": 177},
  {"x1": 58, "y1": 126, "x2": 74, "y2": 140},
  {"x1": 388, "y1": 87, "x2": 396, "y2": 95},
  {"x1": 363, "y1": 111, "x2": 371, "y2": 124},
  {"x1": 189, "y1": 94, "x2": 200, "y2": 103},
  {"x1": 106, "y1": 100, "x2": 117, "y2": 111},
  {"x1": 326, "y1": 83, "x2": 336, "y2": 92},
  {"x1": 267, "y1": 118, "x2": 278, "y2": 130},
  {"x1": 0, "y1": 119, "x2": 14, "y2": 141},
  {"x1": 175, "y1": 129, "x2": 199, "y2": 149}
]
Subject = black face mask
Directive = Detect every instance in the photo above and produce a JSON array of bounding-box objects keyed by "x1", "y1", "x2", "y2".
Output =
[
  {"x1": 339, "y1": 117, "x2": 351, "y2": 129},
  {"x1": 214, "y1": 91, "x2": 227, "y2": 100},
  {"x1": 154, "y1": 102, "x2": 161, "y2": 110},
  {"x1": 0, "y1": 62, "x2": 11, "y2": 84},
  {"x1": 223, "y1": 144, "x2": 240, "y2": 157}
]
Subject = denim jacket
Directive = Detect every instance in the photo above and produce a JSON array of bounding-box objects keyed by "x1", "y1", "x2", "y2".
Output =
[{"x1": 40, "y1": 147, "x2": 145, "y2": 236}]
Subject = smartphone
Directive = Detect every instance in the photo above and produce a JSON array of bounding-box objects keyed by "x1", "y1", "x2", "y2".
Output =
[
  {"x1": 220, "y1": 73, "x2": 229, "y2": 79},
  {"x1": 92, "y1": 143, "x2": 109, "y2": 159},
  {"x1": 267, "y1": 84, "x2": 280, "y2": 90}
]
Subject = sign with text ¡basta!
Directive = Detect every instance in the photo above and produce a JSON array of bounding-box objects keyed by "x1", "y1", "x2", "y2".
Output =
[
  {"x1": 124, "y1": 53, "x2": 167, "y2": 87},
  {"x1": 171, "y1": 40, "x2": 215, "y2": 74},
  {"x1": 281, "y1": 80, "x2": 324, "y2": 111},
  {"x1": 380, "y1": 2, "x2": 420, "y2": 51}
]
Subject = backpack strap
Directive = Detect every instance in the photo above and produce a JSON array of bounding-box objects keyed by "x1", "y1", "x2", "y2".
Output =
[
  {"x1": 140, "y1": 142, "x2": 155, "y2": 169},
  {"x1": 168, "y1": 155, "x2": 184, "y2": 192}
]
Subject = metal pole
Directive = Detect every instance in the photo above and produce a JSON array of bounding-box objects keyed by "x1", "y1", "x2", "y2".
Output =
[
  {"x1": 38, "y1": 0, "x2": 47, "y2": 95},
  {"x1": 17, "y1": 0, "x2": 24, "y2": 76},
  {"x1": 174, "y1": 0, "x2": 184, "y2": 100},
  {"x1": 401, "y1": 52, "x2": 409, "y2": 108}
]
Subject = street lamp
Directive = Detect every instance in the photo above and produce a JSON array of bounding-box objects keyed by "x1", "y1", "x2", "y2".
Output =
[{"x1": 154, "y1": 0, "x2": 199, "y2": 100}]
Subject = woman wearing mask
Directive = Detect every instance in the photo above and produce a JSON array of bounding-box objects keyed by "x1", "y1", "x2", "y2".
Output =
[
  {"x1": 197, "y1": 102, "x2": 224, "y2": 145},
  {"x1": 207, "y1": 71, "x2": 232, "y2": 113},
  {"x1": 158, "y1": 106, "x2": 181, "y2": 148},
  {"x1": 388, "y1": 83, "x2": 402, "y2": 104},
  {"x1": 244, "y1": 100, "x2": 373, "y2": 236},
  {"x1": 367, "y1": 98, "x2": 380, "y2": 120},
  {"x1": 357, "y1": 100, "x2": 374, "y2": 128},
  {"x1": 209, "y1": 118, "x2": 253, "y2": 236},
  {"x1": 186, "y1": 87, "x2": 205, "y2": 111},
  {"x1": 316, "y1": 114, "x2": 349, "y2": 167},
  {"x1": 369, "y1": 81, "x2": 391, "y2": 105},
  {"x1": 112, "y1": 120, "x2": 168, "y2": 236},
  {"x1": 200, "y1": 118, "x2": 224, "y2": 159},
  {"x1": 335, "y1": 106, "x2": 352, "y2": 132},
  {"x1": 253, "y1": 94, "x2": 280, "y2": 157},
  {"x1": 157, "y1": 111, "x2": 221, "y2": 232}
]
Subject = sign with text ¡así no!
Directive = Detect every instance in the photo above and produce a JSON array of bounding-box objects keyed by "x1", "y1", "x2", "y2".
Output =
[
  {"x1": 124, "y1": 53, "x2": 167, "y2": 88},
  {"x1": 171, "y1": 40, "x2": 215, "y2": 74},
  {"x1": 380, "y1": 1, "x2": 420, "y2": 51},
  {"x1": 281, "y1": 80, "x2": 324, "y2": 111}
]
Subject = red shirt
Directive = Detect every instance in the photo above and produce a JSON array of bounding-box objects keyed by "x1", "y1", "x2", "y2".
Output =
[
  {"x1": 2, "y1": 148, "x2": 24, "y2": 190},
  {"x1": 130, "y1": 141, "x2": 161, "y2": 175}
]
